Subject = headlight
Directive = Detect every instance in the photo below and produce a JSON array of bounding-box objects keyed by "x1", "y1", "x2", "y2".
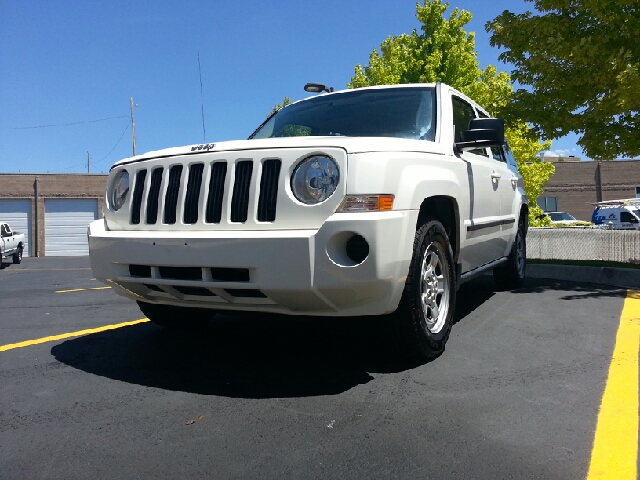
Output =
[
  {"x1": 291, "y1": 156, "x2": 339, "y2": 204},
  {"x1": 111, "y1": 170, "x2": 129, "y2": 211}
]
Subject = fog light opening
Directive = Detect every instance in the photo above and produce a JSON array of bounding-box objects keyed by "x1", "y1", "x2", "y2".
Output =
[{"x1": 346, "y1": 234, "x2": 369, "y2": 265}]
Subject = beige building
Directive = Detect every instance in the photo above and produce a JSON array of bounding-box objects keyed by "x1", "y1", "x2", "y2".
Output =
[
  {"x1": 0, "y1": 174, "x2": 107, "y2": 257},
  {"x1": 538, "y1": 158, "x2": 640, "y2": 221}
]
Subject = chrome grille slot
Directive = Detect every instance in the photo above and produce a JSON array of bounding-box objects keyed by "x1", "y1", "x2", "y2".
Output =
[
  {"x1": 130, "y1": 169, "x2": 147, "y2": 225},
  {"x1": 146, "y1": 167, "x2": 163, "y2": 224},
  {"x1": 230, "y1": 161, "x2": 253, "y2": 223},
  {"x1": 163, "y1": 165, "x2": 183, "y2": 225},
  {"x1": 257, "y1": 159, "x2": 281, "y2": 222},
  {"x1": 205, "y1": 162, "x2": 227, "y2": 224},
  {"x1": 184, "y1": 163, "x2": 204, "y2": 224}
]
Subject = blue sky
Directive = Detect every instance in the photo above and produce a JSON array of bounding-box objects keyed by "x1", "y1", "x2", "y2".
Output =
[{"x1": 1, "y1": 0, "x2": 584, "y2": 174}]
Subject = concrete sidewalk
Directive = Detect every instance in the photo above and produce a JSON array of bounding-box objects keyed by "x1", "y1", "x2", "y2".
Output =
[{"x1": 527, "y1": 263, "x2": 640, "y2": 290}]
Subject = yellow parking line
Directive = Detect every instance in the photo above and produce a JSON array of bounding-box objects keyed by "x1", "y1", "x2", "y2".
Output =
[
  {"x1": 587, "y1": 290, "x2": 640, "y2": 480},
  {"x1": 0, "y1": 318, "x2": 149, "y2": 352},
  {"x1": 55, "y1": 286, "x2": 112, "y2": 293}
]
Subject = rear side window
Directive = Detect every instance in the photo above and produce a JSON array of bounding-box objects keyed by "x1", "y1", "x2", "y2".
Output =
[{"x1": 503, "y1": 142, "x2": 518, "y2": 167}]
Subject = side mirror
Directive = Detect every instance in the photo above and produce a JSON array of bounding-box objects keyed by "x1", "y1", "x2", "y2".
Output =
[{"x1": 456, "y1": 118, "x2": 505, "y2": 152}]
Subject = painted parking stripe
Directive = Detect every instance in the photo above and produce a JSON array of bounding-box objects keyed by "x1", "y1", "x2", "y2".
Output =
[
  {"x1": 587, "y1": 290, "x2": 640, "y2": 480},
  {"x1": 55, "y1": 286, "x2": 112, "y2": 293},
  {"x1": 0, "y1": 318, "x2": 149, "y2": 352}
]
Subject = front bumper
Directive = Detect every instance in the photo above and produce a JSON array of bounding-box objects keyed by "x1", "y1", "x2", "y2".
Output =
[{"x1": 88, "y1": 211, "x2": 416, "y2": 316}]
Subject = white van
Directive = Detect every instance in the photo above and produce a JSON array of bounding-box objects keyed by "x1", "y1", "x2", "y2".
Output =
[{"x1": 591, "y1": 199, "x2": 640, "y2": 230}]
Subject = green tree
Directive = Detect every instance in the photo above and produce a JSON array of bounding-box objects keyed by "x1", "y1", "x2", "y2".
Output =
[
  {"x1": 265, "y1": 97, "x2": 311, "y2": 137},
  {"x1": 486, "y1": 0, "x2": 640, "y2": 160},
  {"x1": 349, "y1": 0, "x2": 553, "y2": 225},
  {"x1": 269, "y1": 96, "x2": 292, "y2": 116}
]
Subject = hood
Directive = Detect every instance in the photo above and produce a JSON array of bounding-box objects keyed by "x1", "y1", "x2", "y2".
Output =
[{"x1": 111, "y1": 136, "x2": 447, "y2": 169}]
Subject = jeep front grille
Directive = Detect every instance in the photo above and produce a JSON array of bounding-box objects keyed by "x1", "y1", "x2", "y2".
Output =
[{"x1": 129, "y1": 159, "x2": 282, "y2": 227}]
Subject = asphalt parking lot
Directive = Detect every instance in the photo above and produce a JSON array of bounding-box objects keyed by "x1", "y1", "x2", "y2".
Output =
[{"x1": 1, "y1": 257, "x2": 637, "y2": 479}]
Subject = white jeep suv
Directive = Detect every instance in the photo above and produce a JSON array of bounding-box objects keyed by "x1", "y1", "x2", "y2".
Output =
[{"x1": 89, "y1": 83, "x2": 528, "y2": 359}]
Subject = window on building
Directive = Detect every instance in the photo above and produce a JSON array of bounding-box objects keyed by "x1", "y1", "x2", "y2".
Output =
[
  {"x1": 635, "y1": 186, "x2": 640, "y2": 198},
  {"x1": 537, "y1": 196, "x2": 558, "y2": 212}
]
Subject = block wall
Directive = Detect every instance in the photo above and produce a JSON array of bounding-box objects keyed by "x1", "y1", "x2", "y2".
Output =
[{"x1": 0, "y1": 174, "x2": 107, "y2": 256}]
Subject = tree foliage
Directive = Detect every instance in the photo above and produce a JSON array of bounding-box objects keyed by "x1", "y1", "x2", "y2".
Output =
[
  {"x1": 486, "y1": 0, "x2": 640, "y2": 160},
  {"x1": 349, "y1": 0, "x2": 553, "y2": 225},
  {"x1": 269, "y1": 96, "x2": 292, "y2": 116}
]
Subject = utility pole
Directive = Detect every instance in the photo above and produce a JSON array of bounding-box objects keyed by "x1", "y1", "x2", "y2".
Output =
[
  {"x1": 130, "y1": 97, "x2": 137, "y2": 156},
  {"x1": 87, "y1": 151, "x2": 91, "y2": 174}
]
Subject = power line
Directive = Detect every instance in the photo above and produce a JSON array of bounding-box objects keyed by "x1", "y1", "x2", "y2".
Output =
[
  {"x1": 45, "y1": 120, "x2": 130, "y2": 174},
  {"x1": 5, "y1": 115, "x2": 129, "y2": 130},
  {"x1": 96, "y1": 121, "x2": 131, "y2": 164}
]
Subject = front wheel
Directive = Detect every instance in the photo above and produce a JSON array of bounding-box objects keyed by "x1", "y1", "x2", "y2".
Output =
[
  {"x1": 389, "y1": 220, "x2": 456, "y2": 360},
  {"x1": 137, "y1": 301, "x2": 214, "y2": 329}
]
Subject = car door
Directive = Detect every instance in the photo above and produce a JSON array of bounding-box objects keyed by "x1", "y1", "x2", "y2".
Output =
[
  {"x1": 492, "y1": 143, "x2": 521, "y2": 254},
  {"x1": 452, "y1": 97, "x2": 504, "y2": 269},
  {"x1": 1, "y1": 224, "x2": 13, "y2": 256}
]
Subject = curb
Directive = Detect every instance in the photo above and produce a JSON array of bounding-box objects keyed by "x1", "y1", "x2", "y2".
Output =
[{"x1": 527, "y1": 264, "x2": 640, "y2": 290}]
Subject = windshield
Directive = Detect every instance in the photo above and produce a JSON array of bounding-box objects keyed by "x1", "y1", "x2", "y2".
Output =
[{"x1": 250, "y1": 87, "x2": 436, "y2": 141}]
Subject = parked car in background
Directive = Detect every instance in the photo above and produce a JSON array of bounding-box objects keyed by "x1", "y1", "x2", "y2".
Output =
[
  {"x1": 591, "y1": 199, "x2": 640, "y2": 230},
  {"x1": 538, "y1": 211, "x2": 589, "y2": 225},
  {"x1": 549, "y1": 212, "x2": 578, "y2": 223},
  {"x1": 1, "y1": 223, "x2": 25, "y2": 267}
]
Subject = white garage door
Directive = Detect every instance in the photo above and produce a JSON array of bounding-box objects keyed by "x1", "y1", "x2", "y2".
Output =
[
  {"x1": 45, "y1": 199, "x2": 98, "y2": 256},
  {"x1": 0, "y1": 199, "x2": 31, "y2": 257}
]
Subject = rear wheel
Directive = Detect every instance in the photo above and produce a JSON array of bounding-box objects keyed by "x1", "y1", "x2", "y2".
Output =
[
  {"x1": 493, "y1": 217, "x2": 526, "y2": 289},
  {"x1": 13, "y1": 246, "x2": 23, "y2": 264},
  {"x1": 137, "y1": 301, "x2": 214, "y2": 329},
  {"x1": 389, "y1": 220, "x2": 456, "y2": 360}
]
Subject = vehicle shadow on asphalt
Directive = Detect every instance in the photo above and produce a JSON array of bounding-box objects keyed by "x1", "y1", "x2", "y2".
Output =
[
  {"x1": 51, "y1": 279, "x2": 496, "y2": 399},
  {"x1": 511, "y1": 278, "x2": 628, "y2": 300}
]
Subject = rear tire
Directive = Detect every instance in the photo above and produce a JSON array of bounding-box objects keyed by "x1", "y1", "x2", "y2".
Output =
[
  {"x1": 493, "y1": 217, "x2": 526, "y2": 289},
  {"x1": 389, "y1": 220, "x2": 456, "y2": 360},
  {"x1": 137, "y1": 301, "x2": 214, "y2": 329}
]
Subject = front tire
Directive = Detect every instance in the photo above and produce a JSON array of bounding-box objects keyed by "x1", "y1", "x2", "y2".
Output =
[
  {"x1": 390, "y1": 220, "x2": 456, "y2": 360},
  {"x1": 137, "y1": 301, "x2": 214, "y2": 329},
  {"x1": 493, "y1": 217, "x2": 526, "y2": 290}
]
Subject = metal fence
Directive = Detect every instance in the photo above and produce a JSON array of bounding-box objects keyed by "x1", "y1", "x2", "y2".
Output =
[{"x1": 527, "y1": 228, "x2": 640, "y2": 263}]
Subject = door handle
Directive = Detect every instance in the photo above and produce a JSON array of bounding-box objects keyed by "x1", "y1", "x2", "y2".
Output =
[{"x1": 491, "y1": 172, "x2": 501, "y2": 180}]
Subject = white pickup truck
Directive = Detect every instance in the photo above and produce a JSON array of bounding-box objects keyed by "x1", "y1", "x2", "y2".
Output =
[
  {"x1": 89, "y1": 83, "x2": 528, "y2": 359},
  {"x1": 1, "y1": 223, "x2": 25, "y2": 266}
]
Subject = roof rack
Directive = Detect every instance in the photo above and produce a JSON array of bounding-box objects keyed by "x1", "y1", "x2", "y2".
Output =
[{"x1": 592, "y1": 198, "x2": 640, "y2": 206}]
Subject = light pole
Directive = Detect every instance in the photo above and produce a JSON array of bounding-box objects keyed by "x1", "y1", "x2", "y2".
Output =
[{"x1": 130, "y1": 97, "x2": 138, "y2": 156}]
